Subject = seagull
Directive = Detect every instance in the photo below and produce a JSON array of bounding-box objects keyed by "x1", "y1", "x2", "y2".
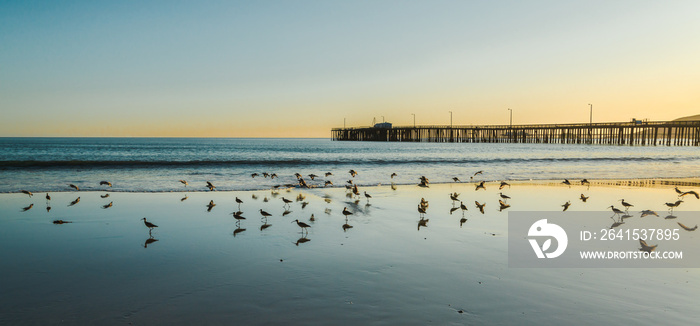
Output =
[
  {"x1": 141, "y1": 218, "x2": 158, "y2": 231},
  {"x1": 69, "y1": 184, "x2": 79, "y2": 191},
  {"x1": 68, "y1": 197, "x2": 80, "y2": 206},
  {"x1": 21, "y1": 190, "x2": 33, "y2": 197},
  {"x1": 179, "y1": 180, "x2": 188, "y2": 187},
  {"x1": 640, "y1": 210, "x2": 659, "y2": 217},
  {"x1": 562, "y1": 201, "x2": 571, "y2": 211},
  {"x1": 452, "y1": 177, "x2": 460, "y2": 182},
  {"x1": 100, "y1": 181, "x2": 112, "y2": 187},
  {"x1": 580, "y1": 194, "x2": 589, "y2": 202},
  {"x1": 680, "y1": 190, "x2": 699, "y2": 199},
  {"x1": 475, "y1": 201, "x2": 486, "y2": 214},
  {"x1": 499, "y1": 181, "x2": 510, "y2": 190},
  {"x1": 620, "y1": 199, "x2": 633, "y2": 211},
  {"x1": 292, "y1": 219, "x2": 311, "y2": 233},
  {"x1": 475, "y1": 181, "x2": 485, "y2": 191},
  {"x1": 639, "y1": 239, "x2": 657, "y2": 253},
  {"x1": 678, "y1": 222, "x2": 698, "y2": 231}
]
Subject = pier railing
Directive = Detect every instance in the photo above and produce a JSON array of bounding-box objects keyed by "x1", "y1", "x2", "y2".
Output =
[{"x1": 331, "y1": 120, "x2": 700, "y2": 146}]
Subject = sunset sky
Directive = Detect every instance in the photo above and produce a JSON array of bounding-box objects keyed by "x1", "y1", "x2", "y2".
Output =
[{"x1": 1, "y1": 1, "x2": 699, "y2": 137}]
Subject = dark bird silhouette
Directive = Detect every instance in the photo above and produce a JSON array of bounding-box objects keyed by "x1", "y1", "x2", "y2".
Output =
[
  {"x1": 342, "y1": 207, "x2": 353, "y2": 217},
  {"x1": 342, "y1": 222, "x2": 353, "y2": 232},
  {"x1": 674, "y1": 187, "x2": 683, "y2": 196},
  {"x1": 309, "y1": 214, "x2": 315, "y2": 222},
  {"x1": 609, "y1": 205, "x2": 624, "y2": 217},
  {"x1": 46, "y1": 193, "x2": 51, "y2": 201},
  {"x1": 260, "y1": 223, "x2": 272, "y2": 231},
  {"x1": 581, "y1": 179, "x2": 590, "y2": 186},
  {"x1": 233, "y1": 227, "x2": 246, "y2": 237},
  {"x1": 69, "y1": 184, "x2": 79, "y2": 191},
  {"x1": 499, "y1": 181, "x2": 510, "y2": 190},
  {"x1": 206, "y1": 181, "x2": 216, "y2": 191},
  {"x1": 562, "y1": 179, "x2": 571, "y2": 187},
  {"x1": 460, "y1": 217, "x2": 467, "y2": 227},
  {"x1": 21, "y1": 190, "x2": 33, "y2": 197},
  {"x1": 449, "y1": 192, "x2": 460, "y2": 203},
  {"x1": 620, "y1": 199, "x2": 633, "y2": 211},
  {"x1": 562, "y1": 201, "x2": 571, "y2": 211},
  {"x1": 499, "y1": 200, "x2": 510, "y2": 211},
  {"x1": 100, "y1": 181, "x2": 112, "y2": 187},
  {"x1": 681, "y1": 190, "x2": 699, "y2": 199},
  {"x1": 294, "y1": 236, "x2": 311, "y2": 246},
  {"x1": 308, "y1": 174, "x2": 318, "y2": 180},
  {"x1": 232, "y1": 211, "x2": 246, "y2": 224},
  {"x1": 364, "y1": 191, "x2": 372, "y2": 202},
  {"x1": 417, "y1": 218, "x2": 429, "y2": 230},
  {"x1": 453, "y1": 177, "x2": 461, "y2": 182},
  {"x1": 102, "y1": 201, "x2": 113, "y2": 209},
  {"x1": 473, "y1": 170, "x2": 483, "y2": 176},
  {"x1": 580, "y1": 194, "x2": 589, "y2": 202},
  {"x1": 181, "y1": 195, "x2": 188, "y2": 201},
  {"x1": 282, "y1": 210, "x2": 292, "y2": 216},
  {"x1": 260, "y1": 209, "x2": 272, "y2": 218},
  {"x1": 325, "y1": 180, "x2": 333, "y2": 187},
  {"x1": 459, "y1": 201, "x2": 468, "y2": 213},
  {"x1": 349, "y1": 169, "x2": 358, "y2": 177},
  {"x1": 678, "y1": 222, "x2": 698, "y2": 231},
  {"x1": 292, "y1": 219, "x2": 311, "y2": 233},
  {"x1": 450, "y1": 207, "x2": 459, "y2": 215},
  {"x1": 68, "y1": 197, "x2": 80, "y2": 206},
  {"x1": 640, "y1": 210, "x2": 658, "y2": 217},
  {"x1": 499, "y1": 192, "x2": 511, "y2": 202},
  {"x1": 144, "y1": 237, "x2": 159, "y2": 248},
  {"x1": 390, "y1": 172, "x2": 397, "y2": 178},
  {"x1": 251, "y1": 173, "x2": 259, "y2": 178},
  {"x1": 281, "y1": 197, "x2": 293, "y2": 207},
  {"x1": 206, "y1": 200, "x2": 216, "y2": 212},
  {"x1": 475, "y1": 201, "x2": 486, "y2": 214},
  {"x1": 179, "y1": 180, "x2": 188, "y2": 187},
  {"x1": 664, "y1": 200, "x2": 683, "y2": 212},
  {"x1": 475, "y1": 181, "x2": 485, "y2": 191},
  {"x1": 325, "y1": 172, "x2": 333, "y2": 177},
  {"x1": 22, "y1": 204, "x2": 33, "y2": 212},
  {"x1": 263, "y1": 172, "x2": 270, "y2": 178},
  {"x1": 101, "y1": 194, "x2": 110, "y2": 198},
  {"x1": 53, "y1": 219, "x2": 71, "y2": 224},
  {"x1": 235, "y1": 197, "x2": 243, "y2": 209},
  {"x1": 46, "y1": 206, "x2": 51, "y2": 212},
  {"x1": 639, "y1": 239, "x2": 657, "y2": 253},
  {"x1": 142, "y1": 217, "x2": 158, "y2": 230},
  {"x1": 417, "y1": 204, "x2": 427, "y2": 217},
  {"x1": 270, "y1": 173, "x2": 278, "y2": 179}
]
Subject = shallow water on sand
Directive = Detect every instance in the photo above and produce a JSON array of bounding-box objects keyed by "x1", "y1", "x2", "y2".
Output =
[{"x1": 1, "y1": 182, "x2": 699, "y2": 325}]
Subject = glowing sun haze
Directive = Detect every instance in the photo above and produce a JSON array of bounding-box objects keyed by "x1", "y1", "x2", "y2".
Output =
[{"x1": 1, "y1": 1, "x2": 699, "y2": 137}]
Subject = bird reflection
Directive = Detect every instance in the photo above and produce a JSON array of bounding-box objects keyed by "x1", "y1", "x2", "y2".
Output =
[
  {"x1": 417, "y1": 218, "x2": 429, "y2": 231},
  {"x1": 260, "y1": 223, "x2": 272, "y2": 231},
  {"x1": 46, "y1": 206, "x2": 51, "y2": 212},
  {"x1": 282, "y1": 209, "x2": 292, "y2": 216},
  {"x1": 639, "y1": 239, "x2": 657, "y2": 253},
  {"x1": 580, "y1": 194, "x2": 589, "y2": 202},
  {"x1": 499, "y1": 200, "x2": 510, "y2": 212},
  {"x1": 206, "y1": 200, "x2": 216, "y2": 212},
  {"x1": 342, "y1": 222, "x2": 353, "y2": 232},
  {"x1": 664, "y1": 214, "x2": 677, "y2": 220},
  {"x1": 678, "y1": 222, "x2": 698, "y2": 231},
  {"x1": 181, "y1": 195, "x2": 188, "y2": 202},
  {"x1": 449, "y1": 207, "x2": 459, "y2": 215},
  {"x1": 475, "y1": 181, "x2": 485, "y2": 191},
  {"x1": 21, "y1": 204, "x2": 33, "y2": 212},
  {"x1": 460, "y1": 217, "x2": 467, "y2": 227},
  {"x1": 233, "y1": 227, "x2": 246, "y2": 237},
  {"x1": 68, "y1": 197, "x2": 80, "y2": 206},
  {"x1": 475, "y1": 201, "x2": 486, "y2": 214},
  {"x1": 53, "y1": 219, "x2": 72, "y2": 224},
  {"x1": 391, "y1": 183, "x2": 397, "y2": 191},
  {"x1": 609, "y1": 215, "x2": 624, "y2": 229},
  {"x1": 640, "y1": 210, "x2": 658, "y2": 217},
  {"x1": 101, "y1": 194, "x2": 110, "y2": 198},
  {"x1": 144, "y1": 235, "x2": 159, "y2": 248},
  {"x1": 294, "y1": 236, "x2": 311, "y2": 246},
  {"x1": 561, "y1": 201, "x2": 571, "y2": 211}
]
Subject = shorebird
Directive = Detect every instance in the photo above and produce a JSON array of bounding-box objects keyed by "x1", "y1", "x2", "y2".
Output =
[
  {"x1": 69, "y1": 184, "x2": 79, "y2": 191},
  {"x1": 325, "y1": 181, "x2": 333, "y2": 187},
  {"x1": 294, "y1": 173, "x2": 302, "y2": 179},
  {"x1": 260, "y1": 209, "x2": 272, "y2": 219},
  {"x1": 46, "y1": 206, "x2": 51, "y2": 212},
  {"x1": 499, "y1": 181, "x2": 510, "y2": 190},
  {"x1": 21, "y1": 190, "x2": 33, "y2": 197},
  {"x1": 562, "y1": 179, "x2": 571, "y2": 187},
  {"x1": 417, "y1": 204, "x2": 427, "y2": 217},
  {"x1": 475, "y1": 201, "x2": 485, "y2": 214},
  {"x1": 459, "y1": 201, "x2": 468, "y2": 214},
  {"x1": 580, "y1": 194, "x2": 589, "y2": 202},
  {"x1": 308, "y1": 174, "x2": 318, "y2": 180},
  {"x1": 252, "y1": 194, "x2": 258, "y2": 200},
  {"x1": 681, "y1": 190, "x2": 699, "y2": 199},
  {"x1": 206, "y1": 181, "x2": 216, "y2": 191},
  {"x1": 235, "y1": 197, "x2": 243, "y2": 209},
  {"x1": 45, "y1": 193, "x2": 51, "y2": 202},
  {"x1": 499, "y1": 200, "x2": 510, "y2": 211},
  {"x1": 419, "y1": 176, "x2": 429, "y2": 185},
  {"x1": 53, "y1": 219, "x2": 71, "y2": 224},
  {"x1": 325, "y1": 172, "x2": 333, "y2": 177},
  {"x1": 609, "y1": 205, "x2": 624, "y2": 217},
  {"x1": 473, "y1": 170, "x2": 483, "y2": 177},
  {"x1": 100, "y1": 181, "x2": 112, "y2": 187},
  {"x1": 281, "y1": 197, "x2": 293, "y2": 207},
  {"x1": 499, "y1": 192, "x2": 511, "y2": 202},
  {"x1": 664, "y1": 200, "x2": 683, "y2": 213},
  {"x1": 364, "y1": 191, "x2": 372, "y2": 202},
  {"x1": 450, "y1": 207, "x2": 459, "y2": 215},
  {"x1": 342, "y1": 207, "x2": 353, "y2": 218},
  {"x1": 309, "y1": 214, "x2": 315, "y2": 222},
  {"x1": 475, "y1": 181, "x2": 485, "y2": 191},
  {"x1": 640, "y1": 210, "x2": 659, "y2": 217},
  {"x1": 562, "y1": 201, "x2": 571, "y2": 211},
  {"x1": 460, "y1": 216, "x2": 467, "y2": 227},
  {"x1": 101, "y1": 194, "x2": 110, "y2": 198},
  {"x1": 270, "y1": 173, "x2": 278, "y2": 179},
  {"x1": 390, "y1": 172, "x2": 397, "y2": 179},
  {"x1": 349, "y1": 170, "x2": 358, "y2": 177},
  {"x1": 251, "y1": 173, "x2": 259, "y2": 178},
  {"x1": 678, "y1": 222, "x2": 698, "y2": 231},
  {"x1": 102, "y1": 202, "x2": 113, "y2": 209},
  {"x1": 452, "y1": 177, "x2": 461, "y2": 182},
  {"x1": 292, "y1": 219, "x2": 311, "y2": 233},
  {"x1": 639, "y1": 239, "x2": 657, "y2": 253},
  {"x1": 449, "y1": 192, "x2": 460, "y2": 203},
  {"x1": 22, "y1": 204, "x2": 33, "y2": 212},
  {"x1": 263, "y1": 172, "x2": 270, "y2": 178},
  {"x1": 298, "y1": 178, "x2": 309, "y2": 188},
  {"x1": 674, "y1": 187, "x2": 683, "y2": 196},
  {"x1": 68, "y1": 197, "x2": 80, "y2": 206},
  {"x1": 179, "y1": 180, "x2": 188, "y2": 187},
  {"x1": 206, "y1": 200, "x2": 216, "y2": 211},
  {"x1": 142, "y1": 218, "x2": 158, "y2": 232},
  {"x1": 620, "y1": 199, "x2": 633, "y2": 211},
  {"x1": 580, "y1": 179, "x2": 590, "y2": 186}
]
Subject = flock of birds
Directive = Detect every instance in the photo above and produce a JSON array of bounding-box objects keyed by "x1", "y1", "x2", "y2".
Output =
[{"x1": 15, "y1": 170, "x2": 700, "y2": 250}]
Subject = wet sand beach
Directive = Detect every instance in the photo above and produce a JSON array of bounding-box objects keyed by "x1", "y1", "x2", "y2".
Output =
[{"x1": 1, "y1": 180, "x2": 699, "y2": 325}]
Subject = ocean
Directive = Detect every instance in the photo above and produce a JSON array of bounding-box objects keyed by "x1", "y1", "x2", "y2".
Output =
[{"x1": 1, "y1": 137, "x2": 699, "y2": 193}]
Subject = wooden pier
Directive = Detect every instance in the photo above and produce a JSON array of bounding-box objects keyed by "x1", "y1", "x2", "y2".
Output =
[{"x1": 331, "y1": 120, "x2": 700, "y2": 146}]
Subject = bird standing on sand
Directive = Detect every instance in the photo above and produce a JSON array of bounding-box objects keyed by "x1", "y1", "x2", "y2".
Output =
[
  {"x1": 21, "y1": 190, "x2": 33, "y2": 197},
  {"x1": 499, "y1": 192, "x2": 511, "y2": 202},
  {"x1": 142, "y1": 218, "x2": 158, "y2": 231},
  {"x1": 364, "y1": 191, "x2": 372, "y2": 202},
  {"x1": 235, "y1": 197, "x2": 243, "y2": 209},
  {"x1": 609, "y1": 205, "x2": 624, "y2": 217},
  {"x1": 620, "y1": 199, "x2": 633, "y2": 211},
  {"x1": 342, "y1": 207, "x2": 353, "y2": 218},
  {"x1": 260, "y1": 209, "x2": 272, "y2": 219},
  {"x1": 69, "y1": 184, "x2": 79, "y2": 191}
]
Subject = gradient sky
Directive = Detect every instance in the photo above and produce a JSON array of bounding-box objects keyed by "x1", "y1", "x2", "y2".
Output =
[{"x1": 1, "y1": 1, "x2": 699, "y2": 137}]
